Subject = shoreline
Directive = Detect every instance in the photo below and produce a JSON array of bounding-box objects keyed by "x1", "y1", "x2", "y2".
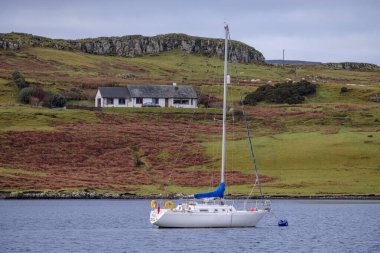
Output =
[{"x1": 1, "y1": 192, "x2": 379, "y2": 200}]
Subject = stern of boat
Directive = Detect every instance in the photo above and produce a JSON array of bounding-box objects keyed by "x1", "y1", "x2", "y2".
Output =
[{"x1": 150, "y1": 207, "x2": 170, "y2": 226}]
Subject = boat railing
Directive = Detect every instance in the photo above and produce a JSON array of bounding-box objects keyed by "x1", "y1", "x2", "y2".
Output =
[{"x1": 255, "y1": 199, "x2": 271, "y2": 211}]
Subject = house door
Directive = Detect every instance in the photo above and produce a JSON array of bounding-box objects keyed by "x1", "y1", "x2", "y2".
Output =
[
  {"x1": 97, "y1": 98, "x2": 101, "y2": 107},
  {"x1": 165, "y1": 98, "x2": 169, "y2": 107}
]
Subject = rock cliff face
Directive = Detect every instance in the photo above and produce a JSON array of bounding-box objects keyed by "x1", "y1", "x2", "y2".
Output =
[
  {"x1": 0, "y1": 33, "x2": 265, "y2": 63},
  {"x1": 324, "y1": 62, "x2": 378, "y2": 71}
]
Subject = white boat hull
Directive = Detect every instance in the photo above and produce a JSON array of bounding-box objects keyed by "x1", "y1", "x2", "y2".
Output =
[{"x1": 150, "y1": 207, "x2": 268, "y2": 228}]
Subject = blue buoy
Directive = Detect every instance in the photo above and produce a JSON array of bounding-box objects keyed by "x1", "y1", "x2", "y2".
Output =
[{"x1": 278, "y1": 219, "x2": 288, "y2": 227}]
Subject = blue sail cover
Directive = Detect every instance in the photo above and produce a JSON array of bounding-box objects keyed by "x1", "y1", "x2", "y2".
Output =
[{"x1": 194, "y1": 183, "x2": 225, "y2": 199}]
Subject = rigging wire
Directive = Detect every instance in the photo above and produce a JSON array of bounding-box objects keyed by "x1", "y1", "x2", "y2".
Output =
[{"x1": 228, "y1": 32, "x2": 264, "y2": 199}]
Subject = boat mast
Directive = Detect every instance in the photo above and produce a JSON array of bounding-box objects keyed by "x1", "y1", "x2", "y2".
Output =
[{"x1": 221, "y1": 24, "x2": 229, "y2": 184}]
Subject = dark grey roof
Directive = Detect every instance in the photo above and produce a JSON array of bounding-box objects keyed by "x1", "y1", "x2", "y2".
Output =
[
  {"x1": 127, "y1": 85, "x2": 198, "y2": 99},
  {"x1": 128, "y1": 85, "x2": 174, "y2": 98},
  {"x1": 172, "y1": 86, "x2": 198, "y2": 99},
  {"x1": 98, "y1": 85, "x2": 198, "y2": 99},
  {"x1": 98, "y1": 87, "x2": 130, "y2": 98}
]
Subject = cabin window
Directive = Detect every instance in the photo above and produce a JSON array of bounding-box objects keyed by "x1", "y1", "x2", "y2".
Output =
[
  {"x1": 136, "y1": 98, "x2": 143, "y2": 104},
  {"x1": 119, "y1": 98, "x2": 125, "y2": 105},
  {"x1": 106, "y1": 98, "x2": 113, "y2": 105},
  {"x1": 222, "y1": 209, "x2": 226, "y2": 212},
  {"x1": 153, "y1": 98, "x2": 159, "y2": 104},
  {"x1": 173, "y1": 99, "x2": 189, "y2": 105},
  {"x1": 214, "y1": 209, "x2": 218, "y2": 212},
  {"x1": 199, "y1": 209, "x2": 209, "y2": 212}
]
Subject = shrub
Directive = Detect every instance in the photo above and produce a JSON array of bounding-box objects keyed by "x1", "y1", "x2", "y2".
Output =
[
  {"x1": 51, "y1": 93, "x2": 66, "y2": 107},
  {"x1": 244, "y1": 80, "x2": 316, "y2": 105},
  {"x1": 19, "y1": 87, "x2": 46, "y2": 104},
  {"x1": 197, "y1": 93, "x2": 222, "y2": 108},
  {"x1": 41, "y1": 91, "x2": 54, "y2": 107},
  {"x1": 242, "y1": 93, "x2": 258, "y2": 105},
  {"x1": 341, "y1": 87, "x2": 348, "y2": 93},
  {"x1": 12, "y1": 71, "x2": 22, "y2": 80},
  {"x1": 11, "y1": 71, "x2": 28, "y2": 89}
]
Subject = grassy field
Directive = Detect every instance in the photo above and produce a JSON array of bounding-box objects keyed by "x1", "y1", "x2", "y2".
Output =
[
  {"x1": 0, "y1": 46, "x2": 379, "y2": 197},
  {"x1": 0, "y1": 103, "x2": 378, "y2": 197},
  {"x1": 0, "y1": 106, "x2": 98, "y2": 132},
  {"x1": 204, "y1": 131, "x2": 380, "y2": 196}
]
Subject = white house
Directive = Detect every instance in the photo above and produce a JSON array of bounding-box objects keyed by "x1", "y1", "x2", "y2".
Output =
[{"x1": 95, "y1": 84, "x2": 198, "y2": 108}]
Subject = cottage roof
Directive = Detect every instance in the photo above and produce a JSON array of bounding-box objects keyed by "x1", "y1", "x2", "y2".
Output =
[
  {"x1": 98, "y1": 85, "x2": 198, "y2": 99},
  {"x1": 128, "y1": 85, "x2": 198, "y2": 99},
  {"x1": 172, "y1": 85, "x2": 198, "y2": 99},
  {"x1": 98, "y1": 87, "x2": 130, "y2": 98},
  {"x1": 128, "y1": 85, "x2": 174, "y2": 98}
]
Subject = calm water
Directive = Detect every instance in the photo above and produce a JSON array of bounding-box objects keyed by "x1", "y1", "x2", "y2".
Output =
[{"x1": 1, "y1": 199, "x2": 379, "y2": 253}]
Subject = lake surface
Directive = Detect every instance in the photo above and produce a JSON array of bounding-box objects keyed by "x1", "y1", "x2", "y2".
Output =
[{"x1": 1, "y1": 199, "x2": 379, "y2": 252}]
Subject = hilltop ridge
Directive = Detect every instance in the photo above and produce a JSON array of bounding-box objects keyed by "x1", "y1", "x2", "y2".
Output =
[{"x1": 0, "y1": 32, "x2": 265, "y2": 63}]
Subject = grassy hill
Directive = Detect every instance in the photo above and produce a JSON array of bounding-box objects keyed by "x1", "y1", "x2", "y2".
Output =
[{"x1": 0, "y1": 47, "x2": 380, "y2": 197}]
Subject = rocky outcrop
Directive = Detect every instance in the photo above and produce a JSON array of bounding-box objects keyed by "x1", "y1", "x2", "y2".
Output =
[
  {"x1": 0, "y1": 32, "x2": 265, "y2": 63},
  {"x1": 324, "y1": 62, "x2": 378, "y2": 71}
]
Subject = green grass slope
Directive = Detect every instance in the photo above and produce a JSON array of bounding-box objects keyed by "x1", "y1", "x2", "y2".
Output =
[
  {"x1": 0, "y1": 47, "x2": 379, "y2": 197},
  {"x1": 1, "y1": 47, "x2": 379, "y2": 104}
]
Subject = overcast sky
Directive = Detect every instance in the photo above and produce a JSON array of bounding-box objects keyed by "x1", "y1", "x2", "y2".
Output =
[{"x1": 1, "y1": 0, "x2": 379, "y2": 64}]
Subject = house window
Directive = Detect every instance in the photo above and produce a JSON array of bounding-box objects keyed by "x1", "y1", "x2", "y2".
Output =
[
  {"x1": 106, "y1": 98, "x2": 113, "y2": 105},
  {"x1": 119, "y1": 98, "x2": 125, "y2": 105},
  {"x1": 173, "y1": 99, "x2": 189, "y2": 105},
  {"x1": 136, "y1": 98, "x2": 143, "y2": 104},
  {"x1": 153, "y1": 98, "x2": 159, "y2": 104}
]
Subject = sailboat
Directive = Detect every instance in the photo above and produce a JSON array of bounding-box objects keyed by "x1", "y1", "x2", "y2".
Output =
[{"x1": 150, "y1": 24, "x2": 270, "y2": 228}]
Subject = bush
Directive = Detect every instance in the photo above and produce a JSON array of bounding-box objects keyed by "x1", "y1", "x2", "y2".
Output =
[
  {"x1": 242, "y1": 93, "x2": 258, "y2": 105},
  {"x1": 19, "y1": 87, "x2": 46, "y2": 104},
  {"x1": 51, "y1": 93, "x2": 66, "y2": 107},
  {"x1": 197, "y1": 93, "x2": 222, "y2": 108},
  {"x1": 12, "y1": 71, "x2": 22, "y2": 80},
  {"x1": 341, "y1": 87, "x2": 348, "y2": 93},
  {"x1": 243, "y1": 80, "x2": 316, "y2": 105},
  {"x1": 12, "y1": 71, "x2": 28, "y2": 89}
]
